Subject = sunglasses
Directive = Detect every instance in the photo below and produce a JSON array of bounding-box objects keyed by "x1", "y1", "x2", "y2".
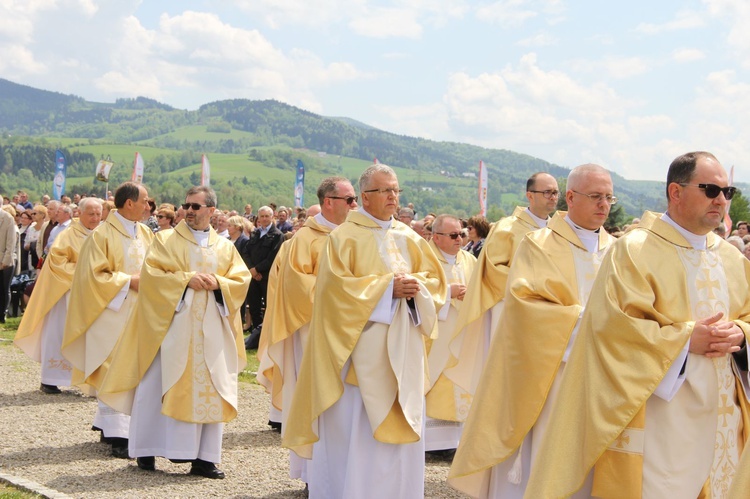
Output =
[
  {"x1": 156, "y1": 215, "x2": 167, "y2": 219},
  {"x1": 327, "y1": 196, "x2": 358, "y2": 205},
  {"x1": 435, "y1": 232, "x2": 461, "y2": 240},
  {"x1": 181, "y1": 203, "x2": 209, "y2": 211},
  {"x1": 679, "y1": 183, "x2": 737, "y2": 200}
]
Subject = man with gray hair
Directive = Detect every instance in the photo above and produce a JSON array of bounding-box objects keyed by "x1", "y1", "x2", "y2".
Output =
[
  {"x1": 242, "y1": 205, "x2": 284, "y2": 332},
  {"x1": 450, "y1": 164, "x2": 615, "y2": 498},
  {"x1": 398, "y1": 207, "x2": 415, "y2": 226},
  {"x1": 46, "y1": 204, "x2": 72, "y2": 253},
  {"x1": 284, "y1": 164, "x2": 446, "y2": 498}
]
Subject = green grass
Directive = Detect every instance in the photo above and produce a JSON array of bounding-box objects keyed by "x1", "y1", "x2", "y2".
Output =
[
  {"x1": 0, "y1": 483, "x2": 42, "y2": 498},
  {"x1": 139, "y1": 125, "x2": 258, "y2": 143}
]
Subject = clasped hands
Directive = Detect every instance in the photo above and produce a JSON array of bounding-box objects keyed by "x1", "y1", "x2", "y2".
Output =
[
  {"x1": 689, "y1": 312, "x2": 746, "y2": 358},
  {"x1": 392, "y1": 273, "x2": 420, "y2": 299},
  {"x1": 188, "y1": 272, "x2": 219, "y2": 291}
]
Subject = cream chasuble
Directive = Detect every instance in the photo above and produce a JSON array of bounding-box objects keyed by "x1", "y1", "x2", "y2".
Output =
[
  {"x1": 448, "y1": 212, "x2": 614, "y2": 499},
  {"x1": 62, "y1": 211, "x2": 153, "y2": 390},
  {"x1": 15, "y1": 219, "x2": 91, "y2": 362},
  {"x1": 448, "y1": 206, "x2": 541, "y2": 398},
  {"x1": 257, "y1": 216, "x2": 332, "y2": 421},
  {"x1": 425, "y1": 241, "x2": 477, "y2": 423},
  {"x1": 282, "y1": 211, "x2": 446, "y2": 459},
  {"x1": 97, "y1": 221, "x2": 250, "y2": 423},
  {"x1": 525, "y1": 211, "x2": 750, "y2": 499}
]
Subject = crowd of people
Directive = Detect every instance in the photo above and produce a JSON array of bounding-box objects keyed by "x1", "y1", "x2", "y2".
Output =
[{"x1": 6, "y1": 151, "x2": 750, "y2": 498}]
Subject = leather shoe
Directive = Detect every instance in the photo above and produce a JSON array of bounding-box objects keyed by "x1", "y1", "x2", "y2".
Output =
[
  {"x1": 40, "y1": 383, "x2": 61, "y2": 394},
  {"x1": 189, "y1": 459, "x2": 225, "y2": 479},
  {"x1": 111, "y1": 445, "x2": 130, "y2": 459},
  {"x1": 137, "y1": 456, "x2": 156, "y2": 471}
]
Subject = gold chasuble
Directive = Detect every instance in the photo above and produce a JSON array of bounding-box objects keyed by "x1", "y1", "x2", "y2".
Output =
[
  {"x1": 425, "y1": 241, "x2": 477, "y2": 422},
  {"x1": 257, "y1": 216, "x2": 332, "y2": 418},
  {"x1": 282, "y1": 211, "x2": 447, "y2": 459},
  {"x1": 97, "y1": 222, "x2": 250, "y2": 423},
  {"x1": 15, "y1": 219, "x2": 92, "y2": 362},
  {"x1": 62, "y1": 211, "x2": 153, "y2": 390},
  {"x1": 448, "y1": 212, "x2": 614, "y2": 498},
  {"x1": 448, "y1": 206, "x2": 540, "y2": 396},
  {"x1": 526, "y1": 211, "x2": 750, "y2": 499}
]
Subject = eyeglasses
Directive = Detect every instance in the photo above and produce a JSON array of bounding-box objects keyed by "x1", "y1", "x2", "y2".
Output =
[
  {"x1": 528, "y1": 189, "x2": 560, "y2": 199},
  {"x1": 327, "y1": 196, "x2": 358, "y2": 205},
  {"x1": 30, "y1": 212, "x2": 37, "y2": 215},
  {"x1": 679, "y1": 183, "x2": 737, "y2": 200},
  {"x1": 156, "y1": 215, "x2": 167, "y2": 219},
  {"x1": 181, "y1": 203, "x2": 209, "y2": 211},
  {"x1": 435, "y1": 232, "x2": 461, "y2": 240},
  {"x1": 363, "y1": 187, "x2": 403, "y2": 196},
  {"x1": 571, "y1": 190, "x2": 618, "y2": 205}
]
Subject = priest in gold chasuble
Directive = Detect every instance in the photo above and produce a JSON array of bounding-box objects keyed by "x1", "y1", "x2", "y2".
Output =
[
  {"x1": 256, "y1": 176, "x2": 358, "y2": 482},
  {"x1": 62, "y1": 182, "x2": 153, "y2": 458},
  {"x1": 449, "y1": 173, "x2": 558, "y2": 398},
  {"x1": 15, "y1": 198, "x2": 102, "y2": 393},
  {"x1": 527, "y1": 152, "x2": 750, "y2": 499},
  {"x1": 98, "y1": 186, "x2": 250, "y2": 480},
  {"x1": 283, "y1": 165, "x2": 446, "y2": 499},
  {"x1": 449, "y1": 164, "x2": 616, "y2": 499},
  {"x1": 424, "y1": 214, "x2": 476, "y2": 452}
]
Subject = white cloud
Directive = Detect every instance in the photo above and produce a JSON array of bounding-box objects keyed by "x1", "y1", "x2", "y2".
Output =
[
  {"x1": 515, "y1": 32, "x2": 557, "y2": 47},
  {"x1": 349, "y1": 7, "x2": 423, "y2": 38},
  {"x1": 635, "y1": 9, "x2": 705, "y2": 34},
  {"x1": 475, "y1": 0, "x2": 538, "y2": 26},
  {"x1": 600, "y1": 56, "x2": 649, "y2": 79},
  {"x1": 672, "y1": 48, "x2": 706, "y2": 62},
  {"x1": 233, "y1": 0, "x2": 357, "y2": 29}
]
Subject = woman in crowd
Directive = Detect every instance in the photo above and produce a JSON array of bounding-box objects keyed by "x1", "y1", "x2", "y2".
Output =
[
  {"x1": 17, "y1": 210, "x2": 33, "y2": 273},
  {"x1": 464, "y1": 215, "x2": 490, "y2": 257},
  {"x1": 155, "y1": 207, "x2": 175, "y2": 232}
]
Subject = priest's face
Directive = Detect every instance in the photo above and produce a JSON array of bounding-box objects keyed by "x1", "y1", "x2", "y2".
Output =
[
  {"x1": 79, "y1": 202, "x2": 103, "y2": 230},
  {"x1": 670, "y1": 156, "x2": 729, "y2": 235},
  {"x1": 184, "y1": 192, "x2": 215, "y2": 231},
  {"x1": 362, "y1": 172, "x2": 400, "y2": 221},
  {"x1": 526, "y1": 173, "x2": 559, "y2": 219},
  {"x1": 433, "y1": 217, "x2": 463, "y2": 256},
  {"x1": 328, "y1": 181, "x2": 358, "y2": 225},
  {"x1": 566, "y1": 170, "x2": 613, "y2": 231}
]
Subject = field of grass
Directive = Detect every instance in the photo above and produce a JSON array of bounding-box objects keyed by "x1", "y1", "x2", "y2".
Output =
[{"x1": 139, "y1": 125, "x2": 258, "y2": 143}]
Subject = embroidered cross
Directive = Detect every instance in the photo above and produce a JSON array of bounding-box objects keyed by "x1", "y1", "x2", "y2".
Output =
[
  {"x1": 696, "y1": 268, "x2": 721, "y2": 300},
  {"x1": 199, "y1": 386, "x2": 215, "y2": 404},
  {"x1": 613, "y1": 433, "x2": 630, "y2": 449},
  {"x1": 719, "y1": 394, "x2": 735, "y2": 428}
]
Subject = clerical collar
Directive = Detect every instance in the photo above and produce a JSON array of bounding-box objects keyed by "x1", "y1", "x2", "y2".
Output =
[
  {"x1": 661, "y1": 212, "x2": 707, "y2": 250},
  {"x1": 525, "y1": 208, "x2": 549, "y2": 228},
  {"x1": 187, "y1": 224, "x2": 211, "y2": 247},
  {"x1": 564, "y1": 215, "x2": 600, "y2": 253},
  {"x1": 113, "y1": 210, "x2": 138, "y2": 238},
  {"x1": 359, "y1": 208, "x2": 392, "y2": 230},
  {"x1": 314, "y1": 212, "x2": 339, "y2": 230},
  {"x1": 438, "y1": 248, "x2": 457, "y2": 265}
]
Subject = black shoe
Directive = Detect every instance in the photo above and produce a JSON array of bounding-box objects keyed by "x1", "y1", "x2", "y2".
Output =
[
  {"x1": 137, "y1": 456, "x2": 156, "y2": 471},
  {"x1": 189, "y1": 459, "x2": 225, "y2": 479},
  {"x1": 110, "y1": 437, "x2": 129, "y2": 459},
  {"x1": 268, "y1": 420, "x2": 282, "y2": 433},
  {"x1": 40, "y1": 383, "x2": 61, "y2": 394}
]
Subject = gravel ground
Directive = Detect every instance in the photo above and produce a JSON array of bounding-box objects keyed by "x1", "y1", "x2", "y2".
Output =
[{"x1": 0, "y1": 340, "x2": 465, "y2": 499}]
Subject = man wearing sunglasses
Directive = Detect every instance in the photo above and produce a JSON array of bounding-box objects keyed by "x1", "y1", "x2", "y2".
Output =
[
  {"x1": 62, "y1": 182, "x2": 154, "y2": 459},
  {"x1": 528, "y1": 151, "x2": 750, "y2": 498},
  {"x1": 284, "y1": 164, "x2": 446, "y2": 498},
  {"x1": 450, "y1": 173, "x2": 559, "y2": 402},
  {"x1": 98, "y1": 185, "x2": 251, "y2": 479},
  {"x1": 450, "y1": 164, "x2": 615, "y2": 498},
  {"x1": 423, "y1": 214, "x2": 477, "y2": 455},
  {"x1": 257, "y1": 176, "x2": 357, "y2": 482}
]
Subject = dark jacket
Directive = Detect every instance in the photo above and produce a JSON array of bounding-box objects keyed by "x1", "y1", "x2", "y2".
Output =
[
  {"x1": 234, "y1": 233, "x2": 251, "y2": 269},
  {"x1": 243, "y1": 223, "x2": 283, "y2": 276}
]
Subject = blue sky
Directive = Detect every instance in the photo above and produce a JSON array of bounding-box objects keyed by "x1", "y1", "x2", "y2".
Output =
[{"x1": 2, "y1": 0, "x2": 750, "y2": 182}]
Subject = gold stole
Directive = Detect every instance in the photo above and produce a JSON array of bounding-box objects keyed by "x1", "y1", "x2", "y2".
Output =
[{"x1": 161, "y1": 241, "x2": 239, "y2": 424}]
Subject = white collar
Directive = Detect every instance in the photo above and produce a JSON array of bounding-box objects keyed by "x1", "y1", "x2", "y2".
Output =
[
  {"x1": 661, "y1": 212, "x2": 707, "y2": 250},
  {"x1": 564, "y1": 215, "x2": 600, "y2": 253},
  {"x1": 525, "y1": 208, "x2": 549, "y2": 228},
  {"x1": 113, "y1": 211, "x2": 138, "y2": 238},
  {"x1": 314, "y1": 212, "x2": 339, "y2": 230},
  {"x1": 359, "y1": 207, "x2": 392, "y2": 230}
]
